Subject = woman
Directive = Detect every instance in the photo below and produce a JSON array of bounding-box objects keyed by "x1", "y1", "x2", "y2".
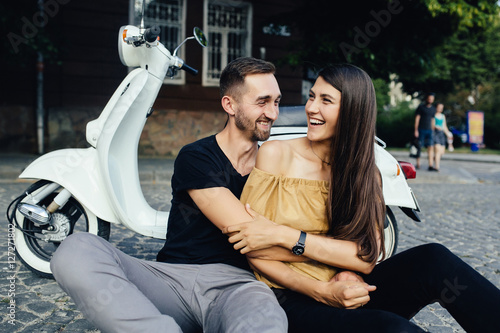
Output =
[
  {"x1": 223, "y1": 64, "x2": 500, "y2": 332},
  {"x1": 433, "y1": 103, "x2": 453, "y2": 170}
]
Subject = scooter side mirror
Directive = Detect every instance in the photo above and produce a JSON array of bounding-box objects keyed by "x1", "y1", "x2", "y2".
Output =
[
  {"x1": 173, "y1": 27, "x2": 208, "y2": 57},
  {"x1": 193, "y1": 27, "x2": 207, "y2": 48}
]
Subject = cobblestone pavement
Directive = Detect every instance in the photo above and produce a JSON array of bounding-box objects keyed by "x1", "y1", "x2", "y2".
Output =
[{"x1": 1, "y1": 154, "x2": 499, "y2": 332}]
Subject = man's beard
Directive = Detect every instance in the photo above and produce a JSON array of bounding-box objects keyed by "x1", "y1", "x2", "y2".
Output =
[{"x1": 235, "y1": 111, "x2": 272, "y2": 142}]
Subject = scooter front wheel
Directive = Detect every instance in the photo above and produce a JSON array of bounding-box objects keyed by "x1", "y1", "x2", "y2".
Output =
[
  {"x1": 10, "y1": 180, "x2": 111, "y2": 278},
  {"x1": 382, "y1": 207, "x2": 399, "y2": 260}
]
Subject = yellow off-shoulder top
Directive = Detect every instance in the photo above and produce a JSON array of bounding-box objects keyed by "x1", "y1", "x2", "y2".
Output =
[{"x1": 240, "y1": 167, "x2": 337, "y2": 289}]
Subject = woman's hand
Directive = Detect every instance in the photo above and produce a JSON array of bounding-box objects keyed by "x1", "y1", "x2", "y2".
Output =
[
  {"x1": 314, "y1": 279, "x2": 376, "y2": 309},
  {"x1": 222, "y1": 204, "x2": 280, "y2": 254}
]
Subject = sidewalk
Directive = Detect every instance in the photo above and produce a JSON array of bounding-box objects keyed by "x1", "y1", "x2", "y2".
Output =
[{"x1": 388, "y1": 149, "x2": 500, "y2": 164}]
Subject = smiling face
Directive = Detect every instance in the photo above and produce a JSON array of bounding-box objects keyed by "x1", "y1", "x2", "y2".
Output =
[
  {"x1": 436, "y1": 103, "x2": 444, "y2": 114},
  {"x1": 305, "y1": 76, "x2": 341, "y2": 143},
  {"x1": 233, "y1": 73, "x2": 281, "y2": 141}
]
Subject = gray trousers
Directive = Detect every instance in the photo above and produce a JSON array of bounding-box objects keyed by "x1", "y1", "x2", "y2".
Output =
[{"x1": 50, "y1": 233, "x2": 287, "y2": 333}]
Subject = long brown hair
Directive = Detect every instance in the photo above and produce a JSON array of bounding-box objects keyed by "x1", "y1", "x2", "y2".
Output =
[{"x1": 320, "y1": 64, "x2": 386, "y2": 264}]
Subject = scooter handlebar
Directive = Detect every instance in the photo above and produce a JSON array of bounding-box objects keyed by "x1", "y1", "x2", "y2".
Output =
[
  {"x1": 181, "y1": 63, "x2": 198, "y2": 76},
  {"x1": 144, "y1": 25, "x2": 161, "y2": 43}
]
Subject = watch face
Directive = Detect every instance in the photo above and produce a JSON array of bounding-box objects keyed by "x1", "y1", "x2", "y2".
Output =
[{"x1": 292, "y1": 246, "x2": 304, "y2": 256}]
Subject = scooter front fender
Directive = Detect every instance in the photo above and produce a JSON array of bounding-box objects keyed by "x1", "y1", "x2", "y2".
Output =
[
  {"x1": 375, "y1": 145, "x2": 420, "y2": 211},
  {"x1": 19, "y1": 148, "x2": 119, "y2": 224}
]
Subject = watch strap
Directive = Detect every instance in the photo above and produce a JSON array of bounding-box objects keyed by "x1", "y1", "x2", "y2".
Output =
[
  {"x1": 297, "y1": 230, "x2": 306, "y2": 246},
  {"x1": 292, "y1": 231, "x2": 307, "y2": 255}
]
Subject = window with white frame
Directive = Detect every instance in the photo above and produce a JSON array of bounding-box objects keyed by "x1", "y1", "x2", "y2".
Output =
[
  {"x1": 131, "y1": 0, "x2": 186, "y2": 84},
  {"x1": 203, "y1": 0, "x2": 252, "y2": 87}
]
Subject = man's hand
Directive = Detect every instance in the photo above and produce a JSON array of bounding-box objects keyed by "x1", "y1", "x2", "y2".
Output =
[
  {"x1": 333, "y1": 270, "x2": 365, "y2": 283},
  {"x1": 314, "y1": 279, "x2": 376, "y2": 309},
  {"x1": 222, "y1": 204, "x2": 279, "y2": 254}
]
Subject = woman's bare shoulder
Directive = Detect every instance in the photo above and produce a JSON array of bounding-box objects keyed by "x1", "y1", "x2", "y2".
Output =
[{"x1": 256, "y1": 138, "x2": 306, "y2": 174}]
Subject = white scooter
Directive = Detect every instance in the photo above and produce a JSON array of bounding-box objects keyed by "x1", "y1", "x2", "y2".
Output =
[
  {"x1": 7, "y1": 21, "x2": 420, "y2": 278},
  {"x1": 7, "y1": 19, "x2": 207, "y2": 278}
]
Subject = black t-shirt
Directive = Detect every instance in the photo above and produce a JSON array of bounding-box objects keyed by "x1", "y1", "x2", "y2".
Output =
[
  {"x1": 415, "y1": 104, "x2": 436, "y2": 130},
  {"x1": 156, "y1": 135, "x2": 251, "y2": 271}
]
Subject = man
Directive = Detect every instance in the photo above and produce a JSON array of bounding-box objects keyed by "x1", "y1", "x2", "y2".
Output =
[
  {"x1": 414, "y1": 92, "x2": 437, "y2": 170},
  {"x1": 50, "y1": 57, "x2": 287, "y2": 332}
]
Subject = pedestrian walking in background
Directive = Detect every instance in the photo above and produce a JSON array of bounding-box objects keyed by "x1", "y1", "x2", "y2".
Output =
[
  {"x1": 433, "y1": 103, "x2": 453, "y2": 171},
  {"x1": 414, "y1": 93, "x2": 437, "y2": 171}
]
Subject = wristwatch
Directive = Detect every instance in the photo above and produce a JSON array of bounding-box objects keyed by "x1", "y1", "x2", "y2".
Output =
[{"x1": 292, "y1": 231, "x2": 307, "y2": 256}]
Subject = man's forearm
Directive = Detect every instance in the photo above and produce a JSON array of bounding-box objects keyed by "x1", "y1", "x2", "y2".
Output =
[{"x1": 248, "y1": 257, "x2": 324, "y2": 300}]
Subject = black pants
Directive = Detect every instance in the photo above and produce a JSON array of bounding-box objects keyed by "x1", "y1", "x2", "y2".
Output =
[{"x1": 274, "y1": 243, "x2": 500, "y2": 333}]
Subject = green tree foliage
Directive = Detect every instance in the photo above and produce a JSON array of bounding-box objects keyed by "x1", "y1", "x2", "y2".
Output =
[
  {"x1": 373, "y1": 78, "x2": 391, "y2": 111},
  {"x1": 376, "y1": 101, "x2": 415, "y2": 147},
  {"x1": 275, "y1": 0, "x2": 499, "y2": 95},
  {"x1": 425, "y1": 16, "x2": 500, "y2": 92},
  {"x1": 275, "y1": 0, "x2": 500, "y2": 148},
  {"x1": 436, "y1": 19, "x2": 500, "y2": 148}
]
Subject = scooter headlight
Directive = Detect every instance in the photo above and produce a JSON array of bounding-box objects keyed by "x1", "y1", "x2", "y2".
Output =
[{"x1": 118, "y1": 25, "x2": 141, "y2": 67}]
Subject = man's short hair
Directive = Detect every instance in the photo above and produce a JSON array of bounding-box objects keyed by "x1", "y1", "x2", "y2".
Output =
[{"x1": 219, "y1": 57, "x2": 276, "y2": 99}]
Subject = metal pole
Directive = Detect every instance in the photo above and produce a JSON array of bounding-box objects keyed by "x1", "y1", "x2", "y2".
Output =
[
  {"x1": 36, "y1": 52, "x2": 44, "y2": 154},
  {"x1": 36, "y1": 0, "x2": 44, "y2": 154}
]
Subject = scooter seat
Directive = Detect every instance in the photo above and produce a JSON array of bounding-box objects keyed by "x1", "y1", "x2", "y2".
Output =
[{"x1": 275, "y1": 105, "x2": 308, "y2": 127}]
